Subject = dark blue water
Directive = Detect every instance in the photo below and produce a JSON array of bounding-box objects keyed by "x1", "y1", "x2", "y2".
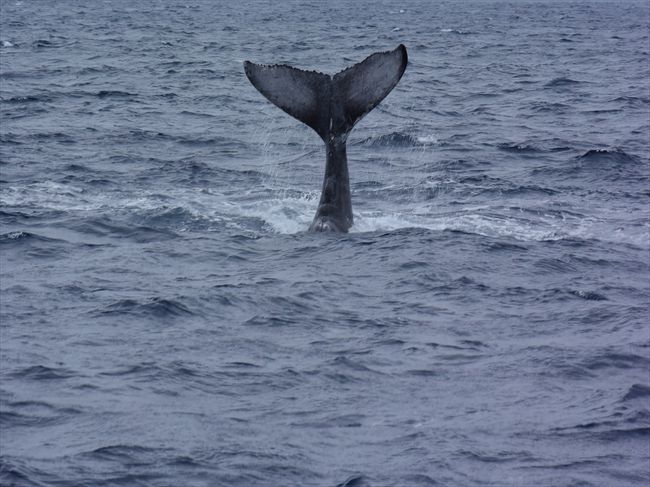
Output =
[{"x1": 1, "y1": 1, "x2": 649, "y2": 486}]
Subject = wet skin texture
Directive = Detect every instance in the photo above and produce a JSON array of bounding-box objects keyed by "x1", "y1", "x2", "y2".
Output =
[{"x1": 244, "y1": 45, "x2": 408, "y2": 232}]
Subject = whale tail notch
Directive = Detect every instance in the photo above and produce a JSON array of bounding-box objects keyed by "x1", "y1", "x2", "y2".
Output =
[{"x1": 244, "y1": 44, "x2": 407, "y2": 140}]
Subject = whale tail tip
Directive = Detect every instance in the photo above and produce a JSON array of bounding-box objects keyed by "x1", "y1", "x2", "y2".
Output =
[{"x1": 244, "y1": 44, "x2": 407, "y2": 140}]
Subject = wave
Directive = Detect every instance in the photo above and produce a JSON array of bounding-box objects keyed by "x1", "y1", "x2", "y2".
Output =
[
  {"x1": 577, "y1": 148, "x2": 640, "y2": 165},
  {"x1": 456, "y1": 449, "x2": 534, "y2": 464},
  {"x1": 32, "y1": 39, "x2": 56, "y2": 48},
  {"x1": 0, "y1": 457, "x2": 53, "y2": 487},
  {"x1": 0, "y1": 94, "x2": 52, "y2": 103},
  {"x1": 10, "y1": 365, "x2": 78, "y2": 380},
  {"x1": 69, "y1": 220, "x2": 178, "y2": 243},
  {"x1": 2, "y1": 179, "x2": 638, "y2": 247},
  {"x1": 534, "y1": 257, "x2": 578, "y2": 273},
  {"x1": 96, "y1": 90, "x2": 138, "y2": 99},
  {"x1": 14, "y1": 132, "x2": 77, "y2": 144},
  {"x1": 582, "y1": 351, "x2": 649, "y2": 371},
  {"x1": 458, "y1": 176, "x2": 559, "y2": 197},
  {"x1": 77, "y1": 65, "x2": 121, "y2": 75},
  {"x1": 179, "y1": 110, "x2": 217, "y2": 118},
  {"x1": 1, "y1": 400, "x2": 81, "y2": 427},
  {"x1": 440, "y1": 28, "x2": 471, "y2": 35},
  {"x1": 497, "y1": 142, "x2": 541, "y2": 153},
  {"x1": 97, "y1": 297, "x2": 196, "y2": 318},
  {"x1": 360, "y1": 131, "x2": 436, "y2": 148},
  {"x1": 611, "y1": 95, "x2": 650, "y2": 108},
  {"x1": 353, "y1": 211, "x2": 596, "y2": 242},
  {"x1": 568, "y1": 289, "x2": 607, "y2": 301},
  {"x1": 244, "y1": 314, "x2": 301, "y2": 327},
  {"x1": 554, "y1": 408, "x2": 650, "y2": 443},
  {"x1": 545, "y1": 77, "x2": 583, "y2": 88},
  {"x1": 529, "y1": 101, "x2": 571, "y2": 113},
  {"x1": 0, "y1": 231, "x2": 65, "y2": 246},
  {"x1": 112, "y1": 129, "x2": 248, "y2": 151},
  {"x1": 622, "y1": 384, "x2": 650, "y2": 401},
  {"x1": 336, "y1": 475, "x2": 372, "y2": 487},
  {"x1": 428, "y1": 339, "x2": 488, "y2": 351},
  {"x1": 99, "y1": 363, "x2": 162, "y2": 377},
  {"x1": 496, "y1": 142, "x2": 572, "y2": 154},
  {"x1": 531, "y1": 148, "x2": 643, "y2": 183},
  {"x1": 129, "y1": 206, "x2": 219, "y2": 232},
  {"x1": 508, "y1": 287, "x2": 608, "y2": 303},
  {"x1": 0, "y1": 134, "x2": 22, "y2": 144},
  {"x1": 83, "y1": 444, "x2": 167, "y2": 460}
]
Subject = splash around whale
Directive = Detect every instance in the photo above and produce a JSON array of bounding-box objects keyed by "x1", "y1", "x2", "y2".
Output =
[{"x1": 244, "y1": 45, "x2": 408, "y2": 232}]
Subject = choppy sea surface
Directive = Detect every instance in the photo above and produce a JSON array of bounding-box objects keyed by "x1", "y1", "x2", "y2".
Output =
[{"x1": 1, "y1": 1, "x2": 649, "y2": 486}]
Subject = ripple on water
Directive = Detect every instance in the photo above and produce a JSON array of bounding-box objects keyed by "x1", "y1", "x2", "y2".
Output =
[
  {"x1": 1, "y1": 1, "x2": 648, "y2": 486},
  {"x1": 96, "y1": 297, "x2": 196, "y2": 319}
]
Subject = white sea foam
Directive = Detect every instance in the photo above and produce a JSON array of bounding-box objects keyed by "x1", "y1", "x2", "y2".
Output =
[
  {"x1": 236, "y1": 192, "x2": 317, "y2": 234},
  {"x1": 416, "y1": 134, "x2": 438, "y2": 145},
  {"x1": 350, "y1": 209, "x2": 564, "y2": 241},
  {"x1": 3, "y1": 180, "x2": 646, "y2": 246}
]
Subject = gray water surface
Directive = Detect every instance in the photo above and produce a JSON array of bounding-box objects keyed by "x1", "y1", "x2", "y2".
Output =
[{"x1": 1, "y1": 1, "x2": 649, "y2": 486}]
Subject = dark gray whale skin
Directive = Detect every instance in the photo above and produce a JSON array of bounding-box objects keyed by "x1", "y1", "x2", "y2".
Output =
[{"x1": 244, "y1": 45, "x2": 408, "y2": 232}]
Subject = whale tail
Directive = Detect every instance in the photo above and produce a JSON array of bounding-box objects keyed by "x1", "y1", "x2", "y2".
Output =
[
  {"x1": 244, "y1": 45, "x2": 407, "y2": 140},
  {"x1": 244, "y1": 45, "x2": 408, "y2": 233}
]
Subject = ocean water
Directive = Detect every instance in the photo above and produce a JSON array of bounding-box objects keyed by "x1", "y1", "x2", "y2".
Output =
[{"x1": 1, "y1": 0, "x2": 649, "y2": 486}]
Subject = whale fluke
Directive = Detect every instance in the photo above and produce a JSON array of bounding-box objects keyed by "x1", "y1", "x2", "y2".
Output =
[
  {"x1": 243, "y1": 63, "x2": 330, "y2": 138},
  {"x1": 244, "y1": 45, "x2": 408, "y2": 232},
  {"x1": 333, "y1": 45, "x2": 408, "y2": 136}
]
